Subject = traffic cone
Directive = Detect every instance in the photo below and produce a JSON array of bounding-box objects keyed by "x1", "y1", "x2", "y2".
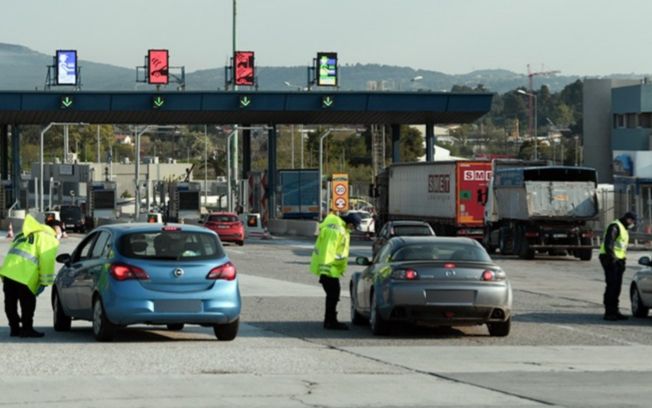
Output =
[{"x1": 6, "y1": 223, "x2": 14, "y2": 239}]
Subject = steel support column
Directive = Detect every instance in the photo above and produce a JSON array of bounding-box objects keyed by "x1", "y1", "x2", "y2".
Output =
[
  {"x1": 426, "y1": 123, "x2": 435, "y2": 162},
  {"x1": 242, "y1": 125, "x2": 251, "y2": 178},
  {"x1": 11, "y1": 125, "x2": 20, "y2": 208},
  {"x1": 391, "y1": 124, "x2": 401, "y2": 163},
  {"x1": 267, "y1": 125, "x2": 277, "y2": 221},
  {"x1": 0, "y1": 124, "x2": 8, "y2": 180}
]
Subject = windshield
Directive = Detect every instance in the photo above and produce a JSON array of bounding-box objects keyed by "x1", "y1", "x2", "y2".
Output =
[
  {"x1": 119, "y1": 231, "x2": 225, "y2": 260},
  {"x1": 391, "y1": 242, "x2": 491, "y2": 262},
  {"x1": 60, "y1": 206, "x2": 82, "y2": 217},
  {"x1": 208, "y1": 214, "x2": 239, "y2": 222}
]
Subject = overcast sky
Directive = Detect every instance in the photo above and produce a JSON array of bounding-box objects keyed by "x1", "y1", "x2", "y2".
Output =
[{"x1": 2, "y1": 0, "x2": 650, "y2": 75}]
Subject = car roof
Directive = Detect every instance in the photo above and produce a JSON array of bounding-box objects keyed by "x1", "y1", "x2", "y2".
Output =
[
  {"x1": 96, "y1": 223, "x2": 211, "y2": 234},
  {"x1": 388, "y1": 236, "x2": 479, "y2": 246},
  {"x1": 387, "y1": 220, "x2": 431, "y2": 227}
]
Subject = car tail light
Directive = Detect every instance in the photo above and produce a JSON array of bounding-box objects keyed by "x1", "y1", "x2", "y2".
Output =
[
  {"x1": 110, "y1": 263, "x2": 149, "y2": 281},
  {"x1": 444, "y1": 263, "x2": 456, "y2": 269},
  {"x1": 207, "y1": 262, "x2": 237, "y2": 281},
  {"x1": 391, "y1": 268, "x2": 419, "y2": 280},
  {"x1": 525, "y1": 231, "x2": 539, "y2": 238},
  {"x1": 482, "y1": 269, "x2": 506, "y2": 281},
  {"x1": 482, "y1": 270, "x2": 495, "y2": 281},
  {"x1": 581, "y1": 231, "x2": 593, "y2": 238}
]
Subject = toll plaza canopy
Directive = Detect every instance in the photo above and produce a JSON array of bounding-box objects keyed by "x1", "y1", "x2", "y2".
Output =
[
  {"x1": 0, "y1": 91, "x2": 492, "y2": 124},
  {"x1": 0, "y1": 90, "x2": 493, "y2": 217}
]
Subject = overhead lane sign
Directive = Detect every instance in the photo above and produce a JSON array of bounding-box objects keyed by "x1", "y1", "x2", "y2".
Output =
[
  {"x1": 56, "y1": 50, "x2": 78, "y2": 86},
  {"x1": 316, "y1": 52, "x2": 338, "y2": 87},
  {"x1": 59, "y1": 95, "x2": 74, "y2": 109},
  {"x1": 148, "y1": 49, "x2": 169, "y2": 85}
]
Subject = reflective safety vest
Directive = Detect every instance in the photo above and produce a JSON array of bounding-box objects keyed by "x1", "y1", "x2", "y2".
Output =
[
  {"x1": 600, "y1": 219, "x2": 629, "y2": 260},
  {"x1": 0, "y1": 215, "x2": 59, "y2": 294},
  {"x1": 310, "y1": 214, "x2": 351, "y2": 278}
]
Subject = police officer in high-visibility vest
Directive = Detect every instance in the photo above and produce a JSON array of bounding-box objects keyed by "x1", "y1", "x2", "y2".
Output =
[
  {"x1": 599, "y1": 212, "x2": 636, "y2": 321},
  {"x1": 310, "y1": 212, "x2": 361, "y2": 330},
  {"x1": 0, "y1": 215, "x2": 60, "y2": 337}
]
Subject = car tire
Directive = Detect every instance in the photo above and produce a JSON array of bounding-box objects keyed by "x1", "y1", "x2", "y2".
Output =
[
  {"x1": 350, "y1": 282, "x2": 367, "y2": 326},
  {"x1": 487, "y1": 317, "x2": 511, "y2": 337},
  {"x1": 213, "y1": 318, "x2": 239, "y2": 341},
  {"x1": 166, "y1": 323, "x2": 185, "y2": 331},
  {"x1": 370, "y1": 290, "x2": 390, "y2": 335},
  {"x1": 237, "y1": 240, "x2": 244, "y2": 247},
  {"x1": 93, "y1": 297, "x2": 116, "y2": 342},
  {"x1": 631, "y1": 285, "x2": 649, "y2": 318},
  {"x1": 53, "y1": 290, "x2": 71, "y2": 332}
]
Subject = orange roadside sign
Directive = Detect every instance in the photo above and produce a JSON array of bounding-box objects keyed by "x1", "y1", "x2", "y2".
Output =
[{"x1": 331, "y1": 173, "x2": 349, "y2": 212}]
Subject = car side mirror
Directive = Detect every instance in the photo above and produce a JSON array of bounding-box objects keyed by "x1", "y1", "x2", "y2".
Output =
[
  {"x1": 356, "y1": 256, "x2": 371, "y2": 266},
  {"x1": 56, "y1": 253, "x2": 71, "y2": 265},
  {"x1": 638, "y1": 256, "x2": 651, "y2": 266}
]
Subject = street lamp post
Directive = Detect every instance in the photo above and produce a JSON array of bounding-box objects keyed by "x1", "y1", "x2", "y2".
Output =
[{"x1": 517, "y1": 89, "x2": 538, "y2": 160}]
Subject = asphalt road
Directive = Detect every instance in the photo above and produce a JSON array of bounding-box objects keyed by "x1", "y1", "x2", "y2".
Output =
[{"x1": 1, "y1": 233, "x2": 652, "y2": 407}]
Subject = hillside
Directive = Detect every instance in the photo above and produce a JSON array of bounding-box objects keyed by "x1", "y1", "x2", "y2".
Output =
[{"x1": 0, "y1": 42, "x2": 637, "y2": 93}]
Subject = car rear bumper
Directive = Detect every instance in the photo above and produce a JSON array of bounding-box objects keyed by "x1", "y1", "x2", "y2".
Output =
[
  {"x1": 378, "y1": 281, "x2": 512, "y2": 324},
  {"x1": 102, "y1": 281, "x2": 241, "y2": 325},
  {"x1": 217, "y1": 232, "x2": 245, "y2": 242}
]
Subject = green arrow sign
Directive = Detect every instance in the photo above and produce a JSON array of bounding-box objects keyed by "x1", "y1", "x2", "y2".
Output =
[
  {"x1": 152, "y1": 96, "x2": 165, "y2": 109},
  {"x1": 322, "y1": 96, "x2": 334, "y2": 108},
  {"x1": 60, "y1": 96, "x2": 73, "y2": 109},
  {"x1": 239, "y1": 95, "x2": 252, "y2": 108}
]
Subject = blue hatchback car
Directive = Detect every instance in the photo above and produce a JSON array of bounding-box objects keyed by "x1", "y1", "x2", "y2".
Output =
[{"x1": 52, "y1": 223, "x2": 241, "y2": 342}]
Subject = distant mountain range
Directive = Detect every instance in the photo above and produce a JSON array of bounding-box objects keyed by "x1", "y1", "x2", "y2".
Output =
[{"x1": 0, "y1": 43, "x2": 644, "y2": 93}]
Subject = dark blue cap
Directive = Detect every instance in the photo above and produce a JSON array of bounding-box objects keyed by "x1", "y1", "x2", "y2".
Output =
[{"x1": 341, "y1": 213, "x2": 362, "y2": 229}]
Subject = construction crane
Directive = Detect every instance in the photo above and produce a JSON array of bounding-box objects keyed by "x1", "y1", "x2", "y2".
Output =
[{"x1": 526, "y1": 64, "x2": 560, "y2": 139}]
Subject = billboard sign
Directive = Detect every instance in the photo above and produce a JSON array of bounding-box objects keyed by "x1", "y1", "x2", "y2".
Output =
[
  {"x1": 316, "y1": 52, "x2": 338, "y2": 87},
  {"x1": 56, "y1": 50, "x2": 78, "y2": 85},
  {"x1": 234, "y1": 51, "x2": 255, "y2": 86},
  {"x1": 148, "y1": 49, "x2": 169, "y2": 85}
]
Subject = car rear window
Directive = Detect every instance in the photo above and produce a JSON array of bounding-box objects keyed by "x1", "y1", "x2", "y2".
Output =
[
  {"x1": 61, "y1": 206, "x2": 82, "y2": 217},
  {"x1": 118, "y1": 231, "x2": 225, "y2": 260},
  {"x1": 392, "y1": 226, "x2": 433, "y2": 236},
  {"x1": 208, "y1": 215, "x2": 239, "y2": 222},
  {"x1": 392, "y1": 242, "x2": 491, "y2": 262}
]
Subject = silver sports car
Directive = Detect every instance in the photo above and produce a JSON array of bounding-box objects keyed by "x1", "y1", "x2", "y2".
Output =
[
  {"x1": 630, "y1": 256, "x2": 652, "y2": 317},
  {"x1": 350, "y1": 236, "x2": 512, "y2": 336}
]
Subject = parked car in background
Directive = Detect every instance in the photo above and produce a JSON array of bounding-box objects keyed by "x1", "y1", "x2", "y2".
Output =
[
  {"x1": 203, "y1": 212, "x2": 245, "y2": 246},
  {"x1": 52, "y1": 223, "x2": 241, "y2": 342},
  {"x1": 348, "y1": 210, "x2": 375, "y2": 235},
  {"x1": 351, "y1": 236, "x2": 512, "y2": 336},
  {"x1": 372, "y1": 220, "x2": 435, "y2": 256},
  {"x1": 631, "y1": 256, "x2": 652, "y2": 318},
  {"x1": 59, "y1": 205, "x2": 86, "y2": 233}
]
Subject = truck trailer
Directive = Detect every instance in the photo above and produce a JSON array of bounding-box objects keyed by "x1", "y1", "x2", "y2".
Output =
[
  {"x1": 483, "y1": 165, "x2": 598, "y2": 260},
  {"x1": 375, "y1": 161, "x2": 492, "y2": 238}
]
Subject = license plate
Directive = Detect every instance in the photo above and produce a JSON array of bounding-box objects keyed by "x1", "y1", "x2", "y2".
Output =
[
  {"x1": 154, "y1": 300, "x2": 202, "y2": 313},
  {"x1": 218, "y1": 225, "x2": 230, "y2": 229},
  {"x1": 425, "y1": 290, "x2": 475, "y2": 304},
  {"x1": 553, "y1": 234, "x2": 567, "y2": 238}
]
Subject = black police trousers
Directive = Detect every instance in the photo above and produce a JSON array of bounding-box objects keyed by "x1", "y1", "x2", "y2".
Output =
[
  {"x1": 319, "y1": 275, "x2": 341, "y2": 323},
  {"x1": 599, "y1": 254, "x2": 626, "y2": 314},
  {"x1": 3, "y1": 278, "x2": 36, "y2": 331}
]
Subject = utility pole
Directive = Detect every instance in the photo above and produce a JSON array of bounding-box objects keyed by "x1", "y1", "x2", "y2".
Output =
[{"x1": 527, "y1": 64, "x2": 560, "y2": 142}]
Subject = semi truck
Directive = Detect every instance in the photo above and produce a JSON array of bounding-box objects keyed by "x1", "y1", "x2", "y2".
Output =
[
  {"x1": 375, "y1": 161, "x2": 492, "y2": 238},
  {"x1": 483, "y1": 164, "x2": 598, "y2": 260}
]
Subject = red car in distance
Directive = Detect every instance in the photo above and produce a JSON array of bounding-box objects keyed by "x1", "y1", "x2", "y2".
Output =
[{"x1": 203, "y1": 212, "x2": 245, "y2": 246}]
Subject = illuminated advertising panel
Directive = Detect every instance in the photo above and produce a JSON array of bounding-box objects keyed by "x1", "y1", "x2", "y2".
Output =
[
  {"x1": 316, "y1": 52, "x2": 337, "y2": 87},
  {"x1": 56, "y1": 50, "x2": 78, "y2": 85},
  {"x1": 234, "y1": 51, "x2": 255, "y2": 86},
  {"x1": 148, "y1": 49, "x2": 169, "y2": 85}
]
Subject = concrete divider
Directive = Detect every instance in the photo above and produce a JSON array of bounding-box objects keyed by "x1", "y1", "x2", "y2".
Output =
[{"x1": 268, "y1": 219, "x2": 319, "y2": 238}]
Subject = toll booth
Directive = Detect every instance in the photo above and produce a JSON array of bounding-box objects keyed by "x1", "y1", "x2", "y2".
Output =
[
  {"x1": 167, "y1": 181, "x2": 201, "y2": 223},
  {"x1": 87, "y1": 181, "x2": 117, "y2": 226}
]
